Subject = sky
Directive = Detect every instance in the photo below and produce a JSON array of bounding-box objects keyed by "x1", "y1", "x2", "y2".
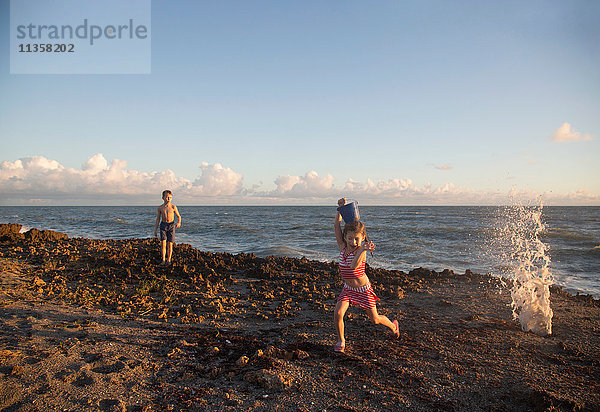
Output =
[{"x1": 1, "y1": 0, "x2": 599, "y2": 205}]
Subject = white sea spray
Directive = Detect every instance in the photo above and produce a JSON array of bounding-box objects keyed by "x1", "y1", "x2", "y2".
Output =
[{"x1": 497, "y1": 200, "x2": 554, "y2": 336}]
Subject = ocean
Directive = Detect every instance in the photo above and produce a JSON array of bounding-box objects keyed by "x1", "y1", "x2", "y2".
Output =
[{"x1": 1, "y1": 206, "x2": 598, "y2": 297}]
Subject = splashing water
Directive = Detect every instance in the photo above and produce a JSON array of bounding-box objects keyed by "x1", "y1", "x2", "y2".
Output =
[{"x1": 497, "y1": 201, "x2": 554, "y2": 336}]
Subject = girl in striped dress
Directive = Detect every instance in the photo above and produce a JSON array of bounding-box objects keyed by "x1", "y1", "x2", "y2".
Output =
[{"x1": 333, "y1": 198, "x2": 399, "y2": 353}]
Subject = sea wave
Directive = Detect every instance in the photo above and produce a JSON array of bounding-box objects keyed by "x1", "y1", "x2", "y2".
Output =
[
  {"x1": 252, "y1": 245, "x2": 305, "y2": 256},
  {"x1": 544, "y1": 228, "x2": 596, "y2": 241},
  {"x1": 250, "y1": 245, "x2": 330, "y2": 262},
  {"x1": 220, "y1": 223, "x2": 257, "y2": 233},
  {"x1": 283, "y1": 225, "x2": 309, "y2": 231}
]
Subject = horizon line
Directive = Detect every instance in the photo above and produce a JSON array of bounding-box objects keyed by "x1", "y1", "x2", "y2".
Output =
[{"x1": 1, "y1": 204, "x2": 598, "y2": 208}]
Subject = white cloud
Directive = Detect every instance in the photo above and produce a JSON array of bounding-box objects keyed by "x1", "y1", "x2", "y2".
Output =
[
  {"x1": 506, "y1": 187, "x2": 600, "y2": 206},
  {"x1": 82, "y1": 153, "x2": 108, "y2": 172},
  {"x1": 269, "y1": 171, "x2": 335, "y2": 197},
  {"x1": 0, "y1": 154, "x2": 598, "y2": 205},
  {"x1": 342, "y1": 177, "x2": 420, "y2": 198},
  {"x1": 260, "y1": 173, "x2": 504, "y2": 205},
  {"x1": 189, "y1": 162, "x2": 244, "y2": 196},
  {"x1": 433, "y1": 164, "x2": 453, "y2": 170},
  {"x1": 0, "y1": 154, "x2": 242, "y2": 203},
  {"x1": 548, "y1": 189, "x2": 600, "y2": 203},
  {"x1": 550, "y1": 122, "x2": 593, "y2": 142}
]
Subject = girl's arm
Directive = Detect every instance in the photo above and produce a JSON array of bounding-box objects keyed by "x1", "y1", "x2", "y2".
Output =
[
  {"x1": 334, "y1": 198, "x2": 345, "y2": 251},
  {"x1": 350, "y1": 249, "x2": 367, "y2": 270},
  {"x1": 349, "y1": 241, "x2": 375, "y2": 269}
]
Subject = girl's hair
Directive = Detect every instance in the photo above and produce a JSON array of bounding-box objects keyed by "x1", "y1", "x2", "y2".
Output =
[{"x1": 342, "y1": 221, "x2": 367, "y2": 244}]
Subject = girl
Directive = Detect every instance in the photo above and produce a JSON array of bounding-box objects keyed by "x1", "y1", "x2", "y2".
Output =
[{"x1": 333, "y1": 198, "x2": 399, "y2": 353}]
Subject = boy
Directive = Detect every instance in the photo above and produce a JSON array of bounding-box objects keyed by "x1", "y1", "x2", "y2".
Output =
[{"x1": 154, "y1": 190, "x2": 182, "y2": 265}]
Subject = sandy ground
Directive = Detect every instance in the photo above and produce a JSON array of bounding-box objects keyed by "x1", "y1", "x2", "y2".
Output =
[{"x1": 0, "y1": 225, "x2": 599, "y2": 411}]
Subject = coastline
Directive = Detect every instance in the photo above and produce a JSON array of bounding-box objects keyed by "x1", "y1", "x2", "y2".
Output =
[
  {"x1": 1, "y1": 225, "x2": 599, "y2": 411},
  {"x1": 3, "y1": 205, "x2": 599, "y2": 299}
]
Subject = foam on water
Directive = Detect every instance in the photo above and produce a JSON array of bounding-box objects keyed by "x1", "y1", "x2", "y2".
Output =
[{"x1": 497, "y1": 201, "x2": 554, "y2": 336}]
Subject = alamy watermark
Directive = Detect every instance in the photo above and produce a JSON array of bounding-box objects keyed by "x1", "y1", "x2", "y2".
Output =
[{"x1": 10, "y1": 0, "x2": 151, "y2": 74}]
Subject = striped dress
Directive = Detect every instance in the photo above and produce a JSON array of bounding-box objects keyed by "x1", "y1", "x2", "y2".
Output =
[{"x1": 337, "y1": 247, "x2": 379, "y2": 310}]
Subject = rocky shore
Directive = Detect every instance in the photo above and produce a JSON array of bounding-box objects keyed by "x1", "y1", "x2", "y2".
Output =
[{"x1": 0, "y1": 223, "x2": 598, "y2": 411}]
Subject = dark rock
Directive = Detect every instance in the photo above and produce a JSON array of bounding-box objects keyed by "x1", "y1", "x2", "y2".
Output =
[
  {"x1": 0, "y1": 223, "x2": 24, "y2": 241},
  {"x1": 394, "y1": 285, "x2": 405, "y2": 299},
  {"x1": 409, "y1": 267, "x2": 434, "y2": 277},
  {"x1": 24, "y1": 228, "x2": 68, "y2": 242},
  {"x1": 0, "y1": 223, "x2": 22, "y2": 237}
]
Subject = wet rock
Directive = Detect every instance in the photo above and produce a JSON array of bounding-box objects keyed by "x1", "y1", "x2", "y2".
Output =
[
  {"x1": 24, "y1": 228, "x2": 68, "y2": 242},
  {"x1": 208, "y1": 366, "x2": 221, "y2": 379},
  {"x1": 32, "y1": 277, "x2": 46, "y2": 287},
  {"x1": 0, "y1": 223, "x2": 23, "y2": 240},
  {"x1": 573, "y1": 293, "x2": 600, "y2": 307},
  {"x1": 236, "y1": 356, "x2": 249, "y2": 366},
  {"x1": 393, "y1": 285, "x2": 405, "y2": 299},
  {"x1": 409, "y1": 267, "x2": 434, "y2": 278},
  {"x1": 263, "y1": 346, "x2": 285, "y2": 359}
]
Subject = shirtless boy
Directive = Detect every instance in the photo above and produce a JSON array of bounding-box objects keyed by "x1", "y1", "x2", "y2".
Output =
[{"x1": 154, "y1": 190, "x2": 182, "y2": 265}]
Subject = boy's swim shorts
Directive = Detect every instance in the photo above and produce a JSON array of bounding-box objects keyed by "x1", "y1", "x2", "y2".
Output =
[{"x1": 160, "y1": 221, "x2": 175, "y2": 242}]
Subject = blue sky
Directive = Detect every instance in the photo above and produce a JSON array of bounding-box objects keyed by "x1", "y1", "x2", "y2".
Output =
[{"x1": 1, "y1": 1, "x2": 598, "y2": 205}]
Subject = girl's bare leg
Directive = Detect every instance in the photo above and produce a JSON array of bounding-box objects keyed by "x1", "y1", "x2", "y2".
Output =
[
  {"x1": 366, "y1": 307, "x2": 397, "y2": 332},
  {"x1": 334, "y1": 300, "x2": 350, "y2": 345}
]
